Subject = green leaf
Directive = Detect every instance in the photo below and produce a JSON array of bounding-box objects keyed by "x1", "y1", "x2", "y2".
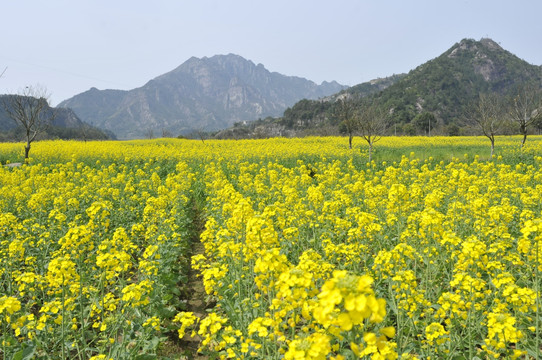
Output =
[{"x1": 11, "y1": 344, "x2": 35, "y2": 360}]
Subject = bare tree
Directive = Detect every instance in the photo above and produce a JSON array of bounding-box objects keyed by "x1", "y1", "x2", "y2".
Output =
[
  {"x1": 79, "y1": 122, "x2": 91, "y2": 143},
  {"x1": 467, "y1": 93, "x2": 508, "y2": 159},
  {"x1": 1, "y1": 85, "x2": 55, "y2": 159},
  {"x1": 358, "y1": 99, "x2": 389, "y2": 162},
  {"x1": 161, "y1": 128, "x2": 174, "y2": 138},
  {"x1": 334, "y1": 96, "x2": 358, "y2": 149},
  {"x1": 510, "y1": 84, "x2": 542, "y2": 148},
  {"x1": 194, "y1": 126, "x2": 208, "y2": 143},
  {"x1": 144, "y1": 128, "x2": 154, "y2": 139}
]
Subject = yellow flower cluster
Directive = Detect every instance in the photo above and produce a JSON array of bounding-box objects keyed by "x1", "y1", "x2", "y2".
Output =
[
  {"x1": 177, "y1": 137, "x2": 542, "y2": 359},
  {"x1": 1, "y1": 135, "x2": 541, "y2": 359},
  {"x1": 0, "y1": 148, "x2": 193, "y2": 358}
]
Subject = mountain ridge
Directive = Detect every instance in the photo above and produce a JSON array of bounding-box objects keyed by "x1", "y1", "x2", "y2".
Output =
[
  {"x1": 221, "y1": 38, "x2": 542, "y2": 138},
  {"x1": 380, "y1": 38, "x2": 542, "y2": 128},
  {"x1": 59, "y1": 39, "x2": 542, "y2": 140},
  {"x1": 59, "y1": 54, "x2": 347, "y2": 139}
]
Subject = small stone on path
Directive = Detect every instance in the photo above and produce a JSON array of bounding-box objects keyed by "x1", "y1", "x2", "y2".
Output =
[{"x1": 4, "y1": 162, "x2": 22, "y2": 168}]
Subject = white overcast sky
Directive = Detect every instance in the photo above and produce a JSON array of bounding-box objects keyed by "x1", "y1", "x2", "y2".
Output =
[{"x1": 1, "y1": 0, "x2": 542, "y2": 105}]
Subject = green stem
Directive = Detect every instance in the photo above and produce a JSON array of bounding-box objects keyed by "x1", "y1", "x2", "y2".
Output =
[
  {"x1": 2, "y1": 322, "x2": 6, "y2": 360},
  {"x1": 6, "y1": 260, "x2": 13, "y2": 296},
  {"x1": 468, "y1": 285, "x2": 474, "y2": 360},
  {"x1": 536, "y1": 237, "x2": 540, "y2": 360},
  {"x1": 388, "y1": 280, "x2": 401, "y2": 354},
  {"x1": 79, "y1": 262, "x2": 86, "y2": 360},
  {"x1": 61, "y1": 274, "x2": 66, "y2": 360}
]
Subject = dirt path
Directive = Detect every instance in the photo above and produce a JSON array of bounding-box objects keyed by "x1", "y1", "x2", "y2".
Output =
[
  {"x1": 178, "y1": 199, "x2": 208, "y2": 360},
  {"x1": 160, "y1": 195, "x2": 209, "y2": 360},
  {"x1": 178, "y1": 242, "x2": 208, "y2": 360}
]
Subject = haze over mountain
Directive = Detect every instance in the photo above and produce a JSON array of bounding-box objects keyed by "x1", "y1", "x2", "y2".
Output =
[
  {"x1": 224, "y1": 38, "x2": 542, "y2": 138},
  {"x1": 59, "y1": 54, "x2": 346, "y2": 139}
]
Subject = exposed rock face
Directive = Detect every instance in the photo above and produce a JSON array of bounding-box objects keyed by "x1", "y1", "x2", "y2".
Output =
[
  {"x1": 447, "y1": 38, "x2": 506, "y2": 82},
  {"x1": 59, "y1": 54, "x2": 346, "y2": 139}
]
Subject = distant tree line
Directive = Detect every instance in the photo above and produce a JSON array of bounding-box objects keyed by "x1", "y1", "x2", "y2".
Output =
[
  {"x1": 221, "y1": 83, "x2": 542, "y2": 161},
  {"x1": 335, "y1": 84, "x2": 542, "y2": 159}
]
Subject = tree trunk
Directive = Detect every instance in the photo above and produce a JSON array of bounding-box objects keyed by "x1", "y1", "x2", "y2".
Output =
[
  {"x1": 24, "y1": 142, "x2": 31, "y2": 159},
  {"x1": 521, "y1": 133, "x2": 527, "y2": 148},
  {"x1": 368, "y1": 142, "x2": 373, "y2": 162},
  {"x1": 490, "y1": 138, "x2": 495, "y2": 159},
  {"x1": 348, "y1": 133, "x2": 353, "y2": 149}
]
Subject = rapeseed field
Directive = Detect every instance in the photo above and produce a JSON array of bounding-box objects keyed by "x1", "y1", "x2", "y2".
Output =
[{"x1": 1, "y1": 136, "x2": 541, "y2": 359}]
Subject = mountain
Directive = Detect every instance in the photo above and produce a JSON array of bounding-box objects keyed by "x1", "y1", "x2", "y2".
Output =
[
  {"x1": 59, "y1": 54, "x2": 347, "y2": 139},
  {"x1": 378, "y1": 38, "x2": 542, "y2": 130},
  {"x1": 228, "y1": 38, "x2": 542, "y2": 138},
  {"x1": 213, "y1": 74, "x2": 406, "y2": 139},
  {"x1": 0, "y1": 95, "x2": 113, "y2": 141}
]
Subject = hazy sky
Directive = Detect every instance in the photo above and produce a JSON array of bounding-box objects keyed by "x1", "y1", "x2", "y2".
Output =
[{"x1": 1, "y1": 0, "x2": 542, "y2": 105}]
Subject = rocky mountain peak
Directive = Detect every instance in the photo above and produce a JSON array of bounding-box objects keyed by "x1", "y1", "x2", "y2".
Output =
[
  {"x1": 59, "y1": 54, "x2": 347, "y2": 139},
  {"x1": 445, "y1": 38, "x2": 521, "y2": 82},
  {"x1": 479, "y1": 38, "x2": 503, "y2": 50},
  {"x1": 448, "y1": 38, "x2": 502, "y2": 58}
]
